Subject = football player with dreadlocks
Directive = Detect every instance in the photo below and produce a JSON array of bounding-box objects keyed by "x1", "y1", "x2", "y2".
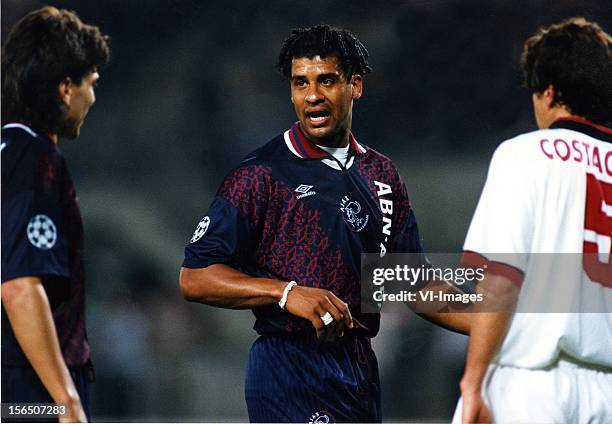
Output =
[{"x1": 180, "y1": 25, "x2": 468, "y2": 422}]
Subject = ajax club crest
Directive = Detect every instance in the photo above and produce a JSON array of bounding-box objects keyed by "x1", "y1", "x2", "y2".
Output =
[
  {"x1": 340, "y1": 196, "x2": 369, "y2": 232},
  {"x1": 309, "y1": 411, "x2": 333, "y2": 424}
]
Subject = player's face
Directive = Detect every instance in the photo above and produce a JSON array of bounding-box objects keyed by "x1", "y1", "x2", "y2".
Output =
[
  {"x1": 290, "y1": 55, "x2": 362, "y2": 147},
  {"x1": 58, "y1": 70, "x2": 99, "y2": 139}
]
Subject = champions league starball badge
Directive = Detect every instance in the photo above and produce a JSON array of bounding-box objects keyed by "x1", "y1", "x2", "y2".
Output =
[
  {"x1": 27, "y1": 214, "x2": 58, "y2": 250},
  {"x1": 190, "y1": 216, "x2": 210, "y2": 243}
]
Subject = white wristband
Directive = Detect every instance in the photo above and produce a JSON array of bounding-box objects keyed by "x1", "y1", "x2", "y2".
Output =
[{"x1": 278, "y1": 281, "x2": 297, "y2": 310}]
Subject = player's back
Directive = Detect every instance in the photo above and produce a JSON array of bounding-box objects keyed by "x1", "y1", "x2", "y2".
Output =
[{"x1": 489, "y1": 118, "x2": 612, "y2": 369}]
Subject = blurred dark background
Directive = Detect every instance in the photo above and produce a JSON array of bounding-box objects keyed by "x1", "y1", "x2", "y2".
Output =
[{"x1": 2, "y1": 0, "x2": 611, "y2": 421}]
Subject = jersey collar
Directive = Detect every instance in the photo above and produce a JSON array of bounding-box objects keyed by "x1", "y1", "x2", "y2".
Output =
[
  {"x1": 1, "y1": 123, "x2": 39, "y2": 138},
  {"x1": 284, "y1": 122, "x2": 367, "y2": 159},
  {"x1": 1, "y1": 122, "x2": 58, "y2": 144},
  {"x1": 550, "y1": 117, "x2": 612, "y2": 143}
]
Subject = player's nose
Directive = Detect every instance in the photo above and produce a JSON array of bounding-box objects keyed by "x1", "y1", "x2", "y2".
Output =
[{"x1": 305, "y1": 86, "x2": 323, "y2": 103}]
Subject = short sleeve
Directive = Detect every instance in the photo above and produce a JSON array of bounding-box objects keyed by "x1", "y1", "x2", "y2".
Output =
[
  {"x1": 389, "y1": 176, "x2": 432, "y2": 288},
  {"x1": 2, "y1": 166, "x2": 70, "y2": 283},
  {"x1": 394, "y1": 207, "x2": 426, "y2": 255},
  {"x1": 392, "y1": 176, "x2": 426, "y2": 255},
  {"x1": 182, "y1": 164, "x2": 270, "y2": 270},
  {"x1": 462, "y1": 143, "x2": 534, "y2": 283}
]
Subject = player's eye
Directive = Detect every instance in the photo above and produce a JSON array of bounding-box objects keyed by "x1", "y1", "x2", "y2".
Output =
[{"x1": 294, "y1": 79, "x2": 307, "y2": 88}]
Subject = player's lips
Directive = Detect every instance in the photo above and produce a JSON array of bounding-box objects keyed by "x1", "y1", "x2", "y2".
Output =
[{"x1": 305, "y1": 109, "x2": 331, "y2": 127}]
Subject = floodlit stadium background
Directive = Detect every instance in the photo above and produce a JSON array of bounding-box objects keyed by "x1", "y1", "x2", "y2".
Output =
[{"x1": 2, "y1": 0, "x2": 610, "y2": 421}]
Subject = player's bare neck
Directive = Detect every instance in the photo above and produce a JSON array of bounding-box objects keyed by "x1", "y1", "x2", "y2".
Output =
[
  {"x1": 553, "y1": 107, "x2": 574, "y2": 122},
  {"x1": 542, "y1": 106, "x2": 574, "y2": 129}
]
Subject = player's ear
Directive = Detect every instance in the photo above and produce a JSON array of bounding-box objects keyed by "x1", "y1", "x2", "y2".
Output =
[
  {"x1": 351, "y1": 74, "x2": 363, "y2": 100},
  {"x1": 543, "y1": 84, "x2": 556, "y2": 108},
  {"x1": 58, "y1": 77, "x2": 73, "y2": 106}
]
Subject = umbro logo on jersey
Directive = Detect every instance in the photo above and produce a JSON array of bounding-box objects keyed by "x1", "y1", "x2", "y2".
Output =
[
  {"x1": 295, "y1": 184, "x2": 316, "y2": 199},
  {"x1": 295, "y1": 184, "x2": 313, "y2": 194}
]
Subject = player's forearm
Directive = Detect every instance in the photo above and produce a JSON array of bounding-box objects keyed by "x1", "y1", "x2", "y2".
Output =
[
  {"x1": 1, "y1": 277, "x2": 82, "y2": 407},
  {"x1": 460, "y1": 311, "x2": 511, "y2": 392},
  {"x1": 460, "y1": 274, "x2": 518, "y2": 392},
  {"x1": 413, "y1": 279, "x2": 472, "y2": 334},
  {"x1": 179, "y1": 264, "x2": 286, "y2": 308}
]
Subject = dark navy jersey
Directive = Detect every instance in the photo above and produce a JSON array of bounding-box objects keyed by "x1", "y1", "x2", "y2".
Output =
[
  {"x1": 184, "y1": 123, "x2": 426, "y2": 338},
  {"x1": 1, "y1": 124, "x2": 90, "y2": 367}
]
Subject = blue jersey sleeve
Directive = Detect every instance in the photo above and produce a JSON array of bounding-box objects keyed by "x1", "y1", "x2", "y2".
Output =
[
  {"x1": 394, "y1": 208, "x2": 426, "y2": 254},
  {"x1": 389, "y1": 176, "x2": 425, "y2": 254},
  {"x1": 183, "y1": 196, "x2": 257, "y2": 269},
  {"x1": 391, "y1": 180, "x2": 431, "y2": 292},
  {"x1": 183, "y1": 164, "x2": 270, "y2": 270},
  {"x1": 1, "y1": 148, "x2": 70, "y2": 283},
  {"x1": 391, "y1": 179, "x2": 431, "y2": 280}
]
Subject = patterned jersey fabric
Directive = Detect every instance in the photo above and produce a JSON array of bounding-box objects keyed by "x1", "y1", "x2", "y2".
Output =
[{"x1": 184, "y1": 123, "x2": 426, "y2": 339}]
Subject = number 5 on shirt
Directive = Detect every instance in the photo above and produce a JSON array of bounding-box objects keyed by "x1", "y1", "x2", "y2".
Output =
[{"x1": 583, "y1": 173, "x2": 612, "y2": 287}]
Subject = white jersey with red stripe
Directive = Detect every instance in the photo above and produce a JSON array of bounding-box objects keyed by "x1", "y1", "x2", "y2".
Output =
[{"x1": 463, "y1": 117, "x2": 612, "y2": 369}]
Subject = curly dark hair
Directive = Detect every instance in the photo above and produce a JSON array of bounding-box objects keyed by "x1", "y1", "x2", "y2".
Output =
[
  {"x1": 520, "y1": 17, "x2": 612, "y2": 124},
  {"x1": 1, "y1": 6, "x2": 110, "y2": 134},
  {"x1": 276, "y1": 24, "x2": 371, "y2": 80}
]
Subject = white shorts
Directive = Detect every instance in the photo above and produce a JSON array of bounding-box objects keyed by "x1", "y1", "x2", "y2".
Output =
[{"x1": 452, "y1": 358, "x2": 612, "y2": 423}]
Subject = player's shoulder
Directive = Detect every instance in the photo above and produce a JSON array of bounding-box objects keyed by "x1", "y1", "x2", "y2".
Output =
[
  {"x1": 1, "y1": 124, "x2": 61, "y2": 162},
  {"x1": 493, "y1": 125, "x2": 596, "y2": 154},
  {"x1": 356, "y1": 144, "x2": 405, "y2": 190},
  {"x1": 221, "y1": 134, "x2": 284, "y2": 186},
  {"x1": 363, "y1": 144, "x2": 393, "y2": 162},
  {"x1": 2, "y1": 125, "x2": 65, "y2": 192},
  {"x1": 215, "y1": 135, "x2": 287, "y2": 200},
  {"x1": 359, "y1": 144, "x2": 401, "y2": 174},
  {"x1": 236, "y1": 134, "x2": 284, "y2": 168},
  {"x1": 492, "y1": 128, "x2": 556, "y2": 164},
  {"x1": 489, "y1": 126, "x2": 601, "y2": 180},
  {"x1": 496, "y1": 128, "x2": 540, "y2": 149}
]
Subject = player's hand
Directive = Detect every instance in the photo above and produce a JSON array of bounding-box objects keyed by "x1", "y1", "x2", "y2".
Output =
[
  {"x1": 284, "y1": 286, "x2": 353, "y2": 342},
  {"x1": 60, "y1": 398, "x2": 87, "y2": 423},
  {"x1": 460, "y1": 389, "x2": 491, "y2": 424}
]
